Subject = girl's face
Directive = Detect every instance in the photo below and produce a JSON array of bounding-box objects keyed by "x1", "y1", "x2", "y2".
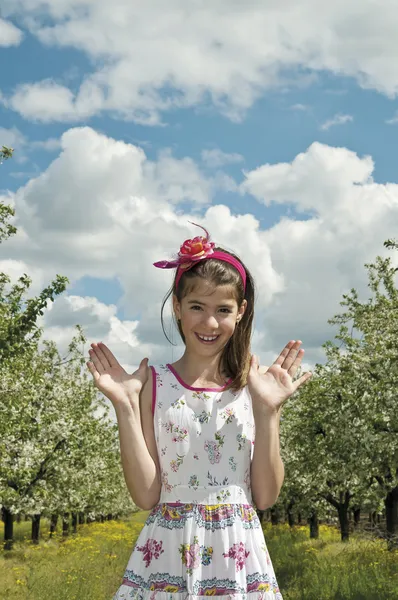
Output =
[{"x1": 173, "y1": 279, "x2": 247, "y2": 356}]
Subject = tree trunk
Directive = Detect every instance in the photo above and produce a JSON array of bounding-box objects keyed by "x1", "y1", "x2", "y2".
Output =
[
  {"x1": 71, "y1": 512, "x2": 78, "y2": 534},
  {"x1": 79, "y1": 512, "x2": 86, "y2": 525},
  {"x1": 353, "y1": 507, "x2": 361, "y2": 528},
  {"x1": 62, "y1": 512, "x2": 69, "y2": 537},
  {"x1": 2, "y1": 507, "x2": 14, "y2": 551},
  {"x1": 107, "y1": 514, "x2": 113, "y2": 521},
  {"x1": 31, "y1": 514, "x2": 41, "y2": 545},
  {"x1": 286, "y1": 498, "x2": 295, "y2": 527},
  {"x1": 337, "y1": 504, "x2": 350, "y2": 542},
  {"x1": 49, "y1": 513, "x2": 58, "y2": 538},
  {"x1": 385, "y1": 485, "x2": 398, "y2": 551},
  {"x1": 369, "y1": 511, "x2": 377, "y2": 527},
  {"x1": 308, "y1": 509, "x2": 319, "y2": 539},
  {"x1": 256, "y1": 509, "x2": 265, "y2": 523},
  {"x1": 297, "y1": 511, "x2": 302, "y2": 524},
  {"x1": 16, "y1": 514, "x2": 22, "y2": 524},
  {"x1": 270, "y1": 505, "x2": 280, "y2": 525}
]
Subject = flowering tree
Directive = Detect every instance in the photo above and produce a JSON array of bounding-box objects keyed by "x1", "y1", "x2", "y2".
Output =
[
  {"x1": 0, "y1": 146, "x2": 13, "y2": 164},
  {"x1": 278, "y1": 239, "x2": 398, "y2": 550}
]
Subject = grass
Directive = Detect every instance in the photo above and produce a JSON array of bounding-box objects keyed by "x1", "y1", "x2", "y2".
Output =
[{"x1": 1, "y1": 514, "x2": 397, "y2": 599}]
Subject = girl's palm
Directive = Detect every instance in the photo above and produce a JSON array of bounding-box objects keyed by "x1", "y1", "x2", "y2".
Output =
[{"x1": 87, "y1": 342, "x2": 149, "y2": 406}]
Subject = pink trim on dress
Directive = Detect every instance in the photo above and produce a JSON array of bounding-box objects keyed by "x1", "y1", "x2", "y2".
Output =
[
  {"x1": 166, "y1": 363, "x2": 232, "y2": 392},
  {"x1": 150, "y1": 366, "x2": 157, "y2": 416}
]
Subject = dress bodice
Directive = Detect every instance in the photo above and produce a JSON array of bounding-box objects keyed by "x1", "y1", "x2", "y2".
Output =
[{"x1": 151, "y1": 364, "x2": 255, "y2": 505}]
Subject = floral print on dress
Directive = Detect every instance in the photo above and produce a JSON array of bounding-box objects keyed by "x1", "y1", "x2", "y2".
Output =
[
  {"x1": 163, "y1": 421, "x2": 188, "y2": 442},
  {"x1": 192, "y1": 391, "x2": 212, "y2": 402},
  {"x1": 192, "y1": 410, "x2": 211, "y2": 424},
  {"x1": 135, "y1": 538, "x2": 164, "y2": 567},
  {"x1": 204, "y1": 439, "x2": 221, "y2": 464},
  {"x1": 179, "y1": 535, "x2": 213, "y2": 574},
  {"x1": 216, "y1": 488, "x2": 231, "y2": 502},
  {"x1": 223, "y1": 541, "x2": 250, "y2": 571},
  {"x1": 188, "y1": 474, "x2": 200, "y2": 489},
  {"x1": 221, "y1": 407, "x2": 235, "y2": 424},
  {"x1": 237, "y1": 433, "x2": 247, "y2": 450},
  {"x1": 160, "y1": 468, "x2": 174, "y2": 493},
  {"x1": 170, "y1": 454, "x2": 185, "y2": 472},
  {"x1": 171, "y1": 397, "x2": 185, "y2": 409},
  {"x1": 229, "y1": 456, "x2": 237, "y2": 471},
  {"x1": 207, "y1": 471, "x2": 229, "y2": 486}
]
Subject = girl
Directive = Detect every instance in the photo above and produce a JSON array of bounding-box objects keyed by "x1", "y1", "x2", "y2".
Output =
[{"x1": 87, "y1": 223, "x2": 312, "y2": 600}]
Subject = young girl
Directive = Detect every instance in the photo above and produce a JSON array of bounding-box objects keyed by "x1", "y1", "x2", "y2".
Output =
[{"x1": 87, "y1": 223, "x2": 311, "y2": 600}]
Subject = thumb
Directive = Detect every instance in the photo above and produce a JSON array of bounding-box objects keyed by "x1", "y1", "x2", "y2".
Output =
[
  {"x1": 139, "y1": 357, "x2": 149, "y2": 369},
  {"x1": 250, "y1": 354, "x2": 259, "y2": 370}
]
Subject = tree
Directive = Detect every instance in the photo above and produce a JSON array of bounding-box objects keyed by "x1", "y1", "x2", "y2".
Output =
[
  {"x1": 278, "y1": 239, "x2": 398, "y2": 550},
  {"x1": 0, "y1": 146, "x2": 13, "y2": 164}
]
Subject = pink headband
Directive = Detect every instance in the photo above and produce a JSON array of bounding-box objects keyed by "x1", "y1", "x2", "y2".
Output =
[{"x1": 153, "y1": 222, "x2": 247, "y2": 291}]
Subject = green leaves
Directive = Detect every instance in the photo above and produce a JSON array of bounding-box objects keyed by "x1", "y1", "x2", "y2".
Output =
[{"x1": 278, "y1": 238, "x2": 398, "y2": 542}]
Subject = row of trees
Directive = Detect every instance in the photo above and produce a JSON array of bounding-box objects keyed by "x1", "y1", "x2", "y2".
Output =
[
  {"x1": 0, "y1": 148, "x2": 135, "y2": 550},
  {"x1": 276, "y1": 243, "x2": 398, "y2": 550},
  {"x1": 0, "y1": 146, "x2": 397, "y2": 553}
]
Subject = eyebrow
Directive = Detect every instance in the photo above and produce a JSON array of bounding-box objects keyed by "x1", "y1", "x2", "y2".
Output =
[{"x1": 187, "y1": 300, "x2": 235, "y2": 307}]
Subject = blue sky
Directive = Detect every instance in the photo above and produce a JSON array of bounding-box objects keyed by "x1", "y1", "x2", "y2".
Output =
[{"x1": 1, "y1": 2, "x2": 398, "y2": 371}]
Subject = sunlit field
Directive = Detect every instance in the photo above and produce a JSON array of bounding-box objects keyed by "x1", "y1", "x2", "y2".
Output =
[{"x1": 1, "y1": 513, "x2": 397, "y2": 600}]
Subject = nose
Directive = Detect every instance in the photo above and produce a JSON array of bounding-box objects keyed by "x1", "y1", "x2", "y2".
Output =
[{"x1": 202, "y1": 313, "x2": 219, "y2": 330}]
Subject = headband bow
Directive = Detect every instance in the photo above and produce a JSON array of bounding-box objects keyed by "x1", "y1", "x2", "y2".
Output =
[{"x1": 153, "y1": 222, "x2": 246, "y2": 291}]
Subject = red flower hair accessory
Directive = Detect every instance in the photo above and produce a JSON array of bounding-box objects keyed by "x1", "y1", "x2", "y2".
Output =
[
  {"x1": 153, "y1": 222, "x2": 215, "y2": 270},
  {"x1": 154, "y1": 222, "x2": 247, "y2": 291}
]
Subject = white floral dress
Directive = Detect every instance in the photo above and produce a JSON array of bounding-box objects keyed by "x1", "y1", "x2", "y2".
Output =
[{"x1": 113, "y1": 364, "x2": 283, "y2": 600}]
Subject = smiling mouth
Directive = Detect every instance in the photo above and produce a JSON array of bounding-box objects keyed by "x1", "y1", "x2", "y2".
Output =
[{"x1": 195, "y1": 333, "x2": 220, "y2": 344}]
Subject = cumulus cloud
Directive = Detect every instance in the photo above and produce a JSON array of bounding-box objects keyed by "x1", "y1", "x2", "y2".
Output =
[
  {"x1": 320, "y1": 113, "x2": 353, "y2": 131},
  {"x1": 201, "y1": 149, "x2": 244, "y2": 169},
  {"x1": 0, "y1": 18, "x2": 23, "y2": 47},
  {"x1": 3, "y1": 1, "x2": 398, "y2": 123},
  {"x1": 0, "y1": 127, "x2": 61, "y2": 165},
  {"x1": 2, "y1": 126, "x2": 398, "y2": 386}
]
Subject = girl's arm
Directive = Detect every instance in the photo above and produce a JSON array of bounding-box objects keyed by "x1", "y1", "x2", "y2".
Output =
[
  {"x1": 114, "y1": 368, "x2": 161, "y2": 510},
  {"x1": 250, "y1": 407, "x2": 284, "y2": 510}
]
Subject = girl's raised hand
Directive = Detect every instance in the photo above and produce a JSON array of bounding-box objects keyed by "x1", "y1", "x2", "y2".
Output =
[
  {"x1": 247, "y1": 340, "x2": 312, "y2": 415},
  {"x1": 87, "y1": 342, "x2": 149, "y2": 407}
]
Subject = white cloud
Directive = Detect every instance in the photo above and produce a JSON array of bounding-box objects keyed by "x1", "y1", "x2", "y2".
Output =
[
  {"x1": 31, "y1": 137, "x2": 62, "y2": 151},
  {"x1": 320, "y1": 113, "x2": 353, "y2": 131},
  {"x1": 0, "y1": 127, "x2": 62, "y2": 166},
  {"x1": 386, "y1": 112, "x2": 398, "y2": 125},
  {"x1": 201, "y1": 149, "x2": 244, "y2": 169},
  {"x1": 3, "y1": 1, "x2": 398, "y2": 123},
  {"x1": 8, "y1": 80, "x2": 81, "y2": 123},
  {"x1": 240, "y1": 141, "x2": 374, "y2": 214},
  {"x1": 2, "y1": 127, "x2": 398, "y2": 381},
  {"x1": 291, "y1": 104, "x2": 310, "y2": 111},
  {"x1": 0, "y1": 18, "x2": 23, "y2": 47}
]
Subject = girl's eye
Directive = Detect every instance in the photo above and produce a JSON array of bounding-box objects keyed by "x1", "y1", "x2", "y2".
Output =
[{"x1": 191, "y1": 306, "x2": 231, "y2": 313}]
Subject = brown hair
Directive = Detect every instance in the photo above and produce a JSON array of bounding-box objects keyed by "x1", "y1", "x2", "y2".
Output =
[{"x1": 160, "y1": 246, "x2": 256, "y2": 392}]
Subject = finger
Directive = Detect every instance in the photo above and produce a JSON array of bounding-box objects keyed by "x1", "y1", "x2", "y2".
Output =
[
  {"x1": 87, "y1": 361, "x2": 100, "y2": 383},
  {"x1": 139, "y1": 357, "x2": 149, "y2": 372},
  {"x1": 250, "y1": 354, "x2": 259, "y2": 371},
  {"x1": 287, "y1": 348, "x2": 305, "y2": 376},
  {"x1": 90, "y1": 343, "x2": 111, "y2": 371},
  {"x1": 88, "y1": 348, "x2": 105, "y2": 374},
  {"x1": 293, "y1": 371, "x2": 312, "y2": 391},
  {"x1": 97, "y1": 342, "x2": 119, "y2": 368},
  {"x1": 276, "y1": 340, "x2": 302, "y2": 371}
]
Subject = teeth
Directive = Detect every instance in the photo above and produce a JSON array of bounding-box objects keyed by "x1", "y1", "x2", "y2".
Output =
[{"x1": 198, "y1": 334, "x2": 218, "y2": 341}]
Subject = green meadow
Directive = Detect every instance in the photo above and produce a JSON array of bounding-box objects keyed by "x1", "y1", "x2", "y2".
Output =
[{"x1": 1, "y1": 514, "x2": 397, "y2": 600}]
